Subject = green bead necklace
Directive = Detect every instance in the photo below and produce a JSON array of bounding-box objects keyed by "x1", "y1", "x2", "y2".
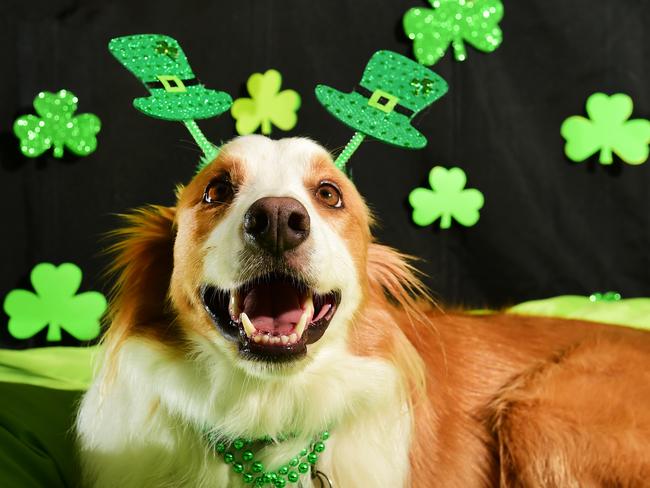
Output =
[{"x1": 206, "y1": 430, "x2": 330, "y2": 487}]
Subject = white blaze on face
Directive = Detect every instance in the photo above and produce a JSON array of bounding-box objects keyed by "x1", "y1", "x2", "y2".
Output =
[{"x1": 201, "y1": 135, "x2": 361, "y2": 340}]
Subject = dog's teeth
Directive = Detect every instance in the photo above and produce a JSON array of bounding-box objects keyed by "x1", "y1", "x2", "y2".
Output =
[
  {"x1": 289, "y1": 333, "x2": 298, "y2": 344},
  {"x1": 253, "y1": 335, "x2": 262, "y2": 343},
  {"x1": 271, "y1": 336, "x2": 281, "y2": 345},
  {"x1": 294, "y1": 309, "x2": 309, "y2": 339},
  {"x1": 303, "y1": 293, "x2": 314, "y2": 316},
  {"x1": 280, "y1": 335, "x2": 289, "y2": 345},
  {"x1": 261, "y1": 335, "x2": 270, "y2": 344},
  {"x1": 293, "y1": 293, "x2": 313, "y2": 340},
  {"x1": 240, "y1": 313, "x2": 256, "y2": 338},
  {"x1": 229, "y1": 294, "x2": 240, "y2": 320}
]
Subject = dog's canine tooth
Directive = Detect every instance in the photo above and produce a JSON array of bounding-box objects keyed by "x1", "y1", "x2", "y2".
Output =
[
  {"x1": 295, "y1": 309, "x2": 309, "y2": 339},
  {"x1": 229, "y1": 293, "x2": 240, "y2": 320},
  {"x1": 303, "y1": 293, "x2": 314, "y2": 318},
  {"x1": 240, "y1": 312, "x2": 256, "y2": 337}
]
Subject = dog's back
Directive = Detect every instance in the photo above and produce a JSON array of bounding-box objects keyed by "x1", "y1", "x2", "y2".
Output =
[{"x1": 402, "y1": 310, "x2": 650, "y2": 486}]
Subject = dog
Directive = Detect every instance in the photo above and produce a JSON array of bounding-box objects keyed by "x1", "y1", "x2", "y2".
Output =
[{"x1": 76, "y1": 135, "x2": 650, "y2": 487}]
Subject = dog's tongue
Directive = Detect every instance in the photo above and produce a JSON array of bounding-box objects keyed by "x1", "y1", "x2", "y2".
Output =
[{"x1": 243, "y1": 282, "x2": 303, "y2": 335}]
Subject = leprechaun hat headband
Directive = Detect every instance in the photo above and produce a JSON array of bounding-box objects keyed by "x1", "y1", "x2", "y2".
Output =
[
  {"x1": 108, "y1": 34, "x2": 233, "y2": 165},
  {"x1": 109, "y1": 34, "x2": 232, "y2": 121},
  {"x1": 315, "y1": 50, "x2": 448, "y2": 170}
]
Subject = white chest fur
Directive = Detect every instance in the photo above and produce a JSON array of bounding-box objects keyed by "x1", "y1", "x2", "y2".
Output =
[{"x1": 76, "y1": 338, "x2": 412, "y2": 487}]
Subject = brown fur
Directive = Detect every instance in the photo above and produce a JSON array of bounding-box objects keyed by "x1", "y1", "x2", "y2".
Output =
[
  {"x1": 354, "y1": 245, "x2": 650, "y2": 487},
  {"x1": 104, "y1": 205, "x2": 181, "y2": 352},
  {"x1": 347, "y1": 244, "x2": 650, "y2": 487},
  {"x1": 105, "y1": 151, "x2": 650, "y2": 487}
]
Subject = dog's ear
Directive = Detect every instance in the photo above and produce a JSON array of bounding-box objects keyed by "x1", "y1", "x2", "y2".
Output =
[
  {"x1": 366, "y1": 242, "x2": 432, "y2": 319},
  {"x1": 363, "y1": 243, "x2": 434, "y2": 401},
  {"x1": 104, "y1": 205, "x2": 177, "y2": 348}
]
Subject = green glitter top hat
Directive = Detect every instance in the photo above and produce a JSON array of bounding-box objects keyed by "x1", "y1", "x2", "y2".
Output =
[
  {"x1": 315, "y1": 50, "x2": 448, "y2": 170},
  {"x1": 108, "y1": 34, "x2": 232, "y2": 122},
  {"x1": 108, "y1": 33, "x2": 234, "y2": 170},
  {"x1": 316, "y1": 50, "x2": 447, "y2": 149}
]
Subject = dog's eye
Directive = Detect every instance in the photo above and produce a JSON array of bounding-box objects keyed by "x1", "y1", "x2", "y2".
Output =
[
  {"x1": 315, "y1": 182, "x2": 343, "y2": 208},
  {"x1": 203, "y1": 177, "x2": 234, "y2": 204}
]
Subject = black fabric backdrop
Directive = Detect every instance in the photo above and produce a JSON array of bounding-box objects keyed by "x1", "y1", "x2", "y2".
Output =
[{"x1": 1, "y1": 0, "x2": 649, "y2": 348}]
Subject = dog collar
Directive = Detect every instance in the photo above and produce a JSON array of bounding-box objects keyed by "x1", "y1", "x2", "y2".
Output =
[{"x1": 205, "y1": 430, "x2": 330, "y2": 486}]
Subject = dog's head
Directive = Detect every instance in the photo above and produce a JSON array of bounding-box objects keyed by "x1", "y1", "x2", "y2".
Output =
[
  {"x1": 170, "y1": 135, "x2": 371, "y2": 370},
  {"x1": 109, "y1": 136, "x2": 377, "y2": 375},
  {"x1": 107, "y1": 135, "x2": 427, "y2": 383}
]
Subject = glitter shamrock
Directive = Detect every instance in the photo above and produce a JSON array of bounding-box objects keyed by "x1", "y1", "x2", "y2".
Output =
[
  {"x1": 13, "y1": 90, "x2": 101, "y2": 158},
  {"x1": 3, "y1": 263, "x2": 106, "y2": 342},
  {"x1": 231, "y1": 69, "x2": 301, "y2": 135},
  {"x1": 403, "y1": 0, "x2": 504, "y2": 66},
  {"x1": 154, "y1": 40, "x2": 178, "y2": 59},
  {"x1": 560, "y1": 93, "x2": 650, "y2": 165},
  {"x1": 409, "y1": 166, "x2": 484, "y2": 228},
  {"x1": 589, "y1": 291, "x2": 622, "y2": 302}
]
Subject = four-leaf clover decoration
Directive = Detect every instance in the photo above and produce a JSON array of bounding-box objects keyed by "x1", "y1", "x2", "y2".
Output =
[
  {"x1": 13, "y1": 90, "x2": 101, "y2": 158},
  {"x1": 3, "y1": 263, "x2": 106, "y2": 342},
  {"x1": 403, "y1": 0, "x2": 504, "y2": 66},
  {"x1": 409, "y1": 166, "x2": 484, "y2": 228},
  {"x1": 231, "y1": 69, "x2": 301, "y2": 135},
  {"x1": 560, "y1": 93, "x2": 650, "y2": 165}
]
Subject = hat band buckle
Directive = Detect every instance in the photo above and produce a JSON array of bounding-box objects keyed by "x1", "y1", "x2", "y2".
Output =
[
  {"x1": 156, "y1": 75, "x2": 187, "y2": 93},
  {"x1": 367, "y1": 89, "x2": 399, "y2": 114}
]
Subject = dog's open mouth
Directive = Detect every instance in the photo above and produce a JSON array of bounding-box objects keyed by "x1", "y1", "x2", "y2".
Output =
[{"x1": 202, "y1": 274, "x2": 340, "y2": 362}]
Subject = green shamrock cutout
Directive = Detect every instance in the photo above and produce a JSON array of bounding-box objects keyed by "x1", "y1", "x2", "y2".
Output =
[
  {"x1": 231, "y1": 69, "x2": 301, "y2": 135},
  {"x1": 403, "y1": 0, "x2": 504, "y2": 66},
  {"x1": 13, "y1": 90, "x2": 101, "y2": 158},
  {"x1": 560, "y1": 93, "x2": 650, "y2": 165},
  {"x1": 3, "y1": 263, "x2": 106, "y2": 342},
  {"x1": 409, "y1": 166, "x2": 484, "y2": 228}
]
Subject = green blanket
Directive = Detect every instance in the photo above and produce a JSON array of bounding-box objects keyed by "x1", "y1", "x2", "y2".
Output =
[
  {"x1": 0, "y1": 347, "x2": 95, "y2": 487},
  {"x1": 509, "y1": 295, "x2": 650, "y2": 330},
  {"x1": 0, "y1": 346, "x2": 98, "y2": 391},
  {"x1": 0, "y1": 382, "x2": 81, "y2": 488}
]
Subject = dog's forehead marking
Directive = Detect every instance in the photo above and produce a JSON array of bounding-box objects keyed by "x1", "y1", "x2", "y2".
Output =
[{"x1": 223, "y1": 135, "x2": 326, "y2": 193}]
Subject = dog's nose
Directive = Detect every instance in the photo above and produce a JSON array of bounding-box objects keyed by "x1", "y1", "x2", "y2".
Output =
[{"x1": 243, "y1": 197, "x2": 310, "y2": 254}]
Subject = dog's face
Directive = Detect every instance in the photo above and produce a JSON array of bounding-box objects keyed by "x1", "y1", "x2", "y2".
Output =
[{"x1": 170, "y1": 135, "x2": 372, "y2": 374}]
